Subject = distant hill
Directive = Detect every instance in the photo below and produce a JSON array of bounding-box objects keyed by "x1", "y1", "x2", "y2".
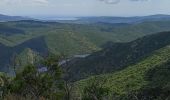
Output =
[
  {"x1": 0, "y1": 14, "x2": 33, "y2": 22},
  {"x1": 59, "y1": 14, "x2": 170, "y2": 24},
  {"x1": 63, "y1": 31, "x2": 170, "y2": 81},
  {"x1": 1, "y1": 20, "x2": 170, "y2": 50},
  {"x1": 0, "y1": 36, "x2": 48, "y2": 72},
  {"x1": 1, "y1": 14, "x2": 170, "y2": 23}
]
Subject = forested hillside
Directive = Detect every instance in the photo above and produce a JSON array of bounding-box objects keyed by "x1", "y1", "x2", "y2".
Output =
[
  {"x1": 63, "y1": 31, "x2": 170, "y2": 81},
  {"x1": 75, "y1": 45, "x2": 170, "y2": 100},
  {"x1": 0, "y1": 36, "x2": 48, "y2": 72}
]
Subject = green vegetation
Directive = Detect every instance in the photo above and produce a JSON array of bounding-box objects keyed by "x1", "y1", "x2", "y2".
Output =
[
  {"x1": 82, "y1": 77, "x2": 110, "y2": 100},
  {"x1": 0, "y1": 56, "x2": 65, "y2": 100},
  {"x1": 63, "y1": 31, "x2": 170, "y2": 81},
  {"x1": 1, "y1": 20, "x2": 170, "y2": 72},
  {"x1": 1, "y1": 19, "x2": 170, "y2": 99},
  {"x1": 1, "y1": 20, "x2": 170, "y2": 54},
  {"x1": 0, "y1": 36, "x2": 48, "y2": 72},
  {"x1": 11, "y1": 48, "x2": 43, "y2": 73},
  {"x1": 75, "y1": 46, "x2": 170, "y2": 99}
]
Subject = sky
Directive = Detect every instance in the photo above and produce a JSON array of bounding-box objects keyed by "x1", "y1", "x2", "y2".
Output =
[{"x1": 0, "y1": 0, "x2": 170, "y2": 17}]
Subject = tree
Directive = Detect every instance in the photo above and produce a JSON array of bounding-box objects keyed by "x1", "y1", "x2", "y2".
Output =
[
  {"x1": 0, "y1": 73, "x2": 10, "y2": 99},
  {"x1": 60, "y1": 53, "x2": 74, "y2": 100},
  {"x1": 82, "y1": 76, "x2": 110, "y2": 100},
  {"x1": 7, "y1": 55, "x2": 64, "y2": 100}
]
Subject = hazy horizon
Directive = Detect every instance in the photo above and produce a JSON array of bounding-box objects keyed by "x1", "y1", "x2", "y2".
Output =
[
  {"x1": 0, "y1": 0, "x2": 170, "y2": 18},
  {"x1": 1, "y1": 13, "x2": 170, "y2": 21}
]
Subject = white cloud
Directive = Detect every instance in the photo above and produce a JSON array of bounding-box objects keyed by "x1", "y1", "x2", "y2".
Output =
[
  {"x1": 99, "y1": 0, "x2": 120, "y2": 4},
  {"x1": 99, "y1": 0, "x2": 149, "y2": 4},
  {"x1": 0, "y1": 0, "x2": 49, "y2": 6},
  {"x1": 34, "y1": 0, "x2": 49, "y2": 4}
]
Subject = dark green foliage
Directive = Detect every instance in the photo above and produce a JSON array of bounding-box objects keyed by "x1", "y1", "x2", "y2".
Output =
[
  {"x1": 133, "y1": 87, "x2": 170, "y2": 100},
  {"x1": 76, "y1": 45, "x2": 170, "y2": 100},
  {"x1": 6, "y1": 56, "x2": 64, "y2": 99},
  {"x1": 132, "y1": 61, "x2": 170, "y2": 100},
  {"x1": 42, "y1": 55, "x2": 63, "y2": 79},
  {"x1": 0, "y1": 72, "x2": 10, "y2": 99},
  {"x1": 82, "y1": 77, "x2": 110, "y2": 100}
]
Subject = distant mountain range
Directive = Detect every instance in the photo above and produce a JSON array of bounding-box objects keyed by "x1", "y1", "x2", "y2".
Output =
[
  {"x1": 57, "y1": 14, "x2": 170, "y2": 24},
  {"x1": 0, "y1": 14, "x2": 33, "y2": 22},
  {"x1": 1, "y1": 14, "x2": 170, "y2": 24}
]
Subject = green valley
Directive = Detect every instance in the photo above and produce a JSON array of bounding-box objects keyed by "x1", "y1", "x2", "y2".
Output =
[{"x1": 0, "y1": 20, "x2": 170, "y2": 72}]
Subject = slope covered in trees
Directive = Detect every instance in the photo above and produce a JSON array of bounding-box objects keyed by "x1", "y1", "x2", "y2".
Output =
[
  {"x1": 63, "y1": 31, "x2": 170, "y2": 81},
  {"x1": 0, "y1": 36, "x2": 48, "y2": 72},
  {"x1": 75, "y1": 45, "x2": 170, "y2": 100}
]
